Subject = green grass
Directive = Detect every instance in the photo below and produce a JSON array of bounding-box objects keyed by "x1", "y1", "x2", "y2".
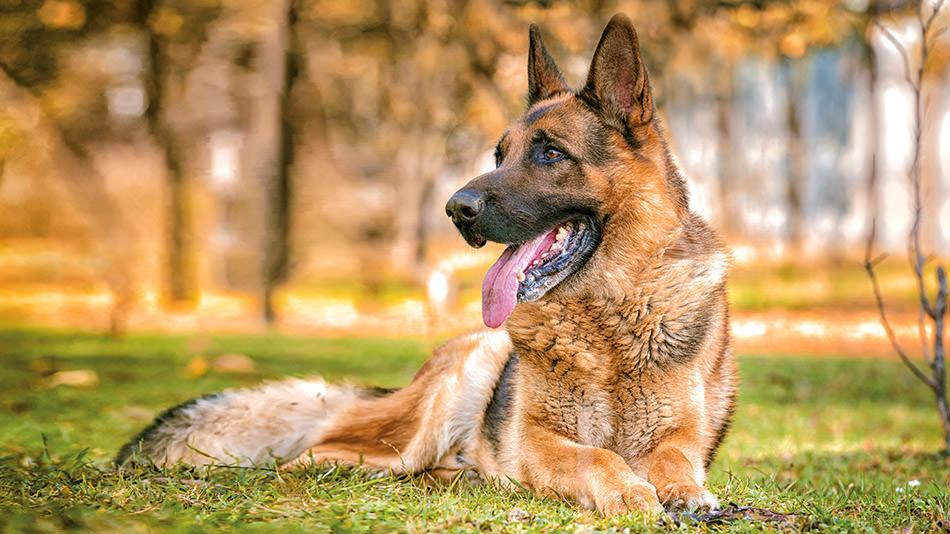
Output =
[{"x1": 1, "y1": 328, "x2": 948, "y2": 533}]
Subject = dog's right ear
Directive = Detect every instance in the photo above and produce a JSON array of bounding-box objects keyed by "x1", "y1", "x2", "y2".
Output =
[
  {"x1": 527, "y1": 24, "x2": 570, "y2": 105},
  {"x1": 578, "y1": 14, "x2": 655, "y2": 138}
]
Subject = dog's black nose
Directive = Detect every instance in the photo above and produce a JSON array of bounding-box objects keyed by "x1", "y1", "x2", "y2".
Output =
[{"x1": 445, "y1": 189, "x2": 485, "y2": 224}]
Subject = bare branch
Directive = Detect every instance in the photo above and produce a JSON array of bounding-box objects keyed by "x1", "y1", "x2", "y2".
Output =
[
  {"x1": 937, "y1": 266, "x2": 948, "y2": 312},
  {"x1": 935, "y1": 266, "x2": 947, "y2": 372},
  {"x1": 874, "y1": 20, "x2": 916, "y2": 90},
  {"x1": 864, "y1": 152, "x2": 879, "y2": 262},
  {"x1": 919, "y1": 296, "x2": 934, "y2": 365},
  {"x1": 909, "y1": 214, "x2": 937, "y2": 319},
  {"x1": 933, "y1": 266, "x2": 948, "y2": 451},
  {"x1": 922, "y1": 0, "x2": 946, "y2": 35},
  {"x1": 864, "y1": 220, "x2": 938, "y2": 390},
  {"x1": 867, "y1": 0, "x2": 950, "y2": 454},
  {"x1": 864, "y1": 208, "x2": 877, "y2": 265},
  {"x1": 865, "y1": 264, "x2": 938, "y2": 389},
  {"x1": 907, "y1": 2, "x2": 938, "y2": 321},
  {"x1": 903, "y1": 0, "x2": 943, "y2": 321},
  {"x1": 869, "y1": 252, "x2": 888, "y2": 267}
]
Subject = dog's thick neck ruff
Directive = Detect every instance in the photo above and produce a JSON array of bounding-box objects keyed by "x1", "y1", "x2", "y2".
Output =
[{"x1": 505, "y1": 219, "x2": 730, "y2": 370}]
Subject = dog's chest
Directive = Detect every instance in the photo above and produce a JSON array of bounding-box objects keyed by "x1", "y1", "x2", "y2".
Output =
[
  {"x1": 516, "y1": 341, "x2": 681, "y2": 453},
  {"x1": 573, "y1": 375, "x2": 677, "y2": 454},
  {"x1": 511, "y1": 307, "x2": 698, "y2": 455},
  {"x1": 611, "y1": 370, "x2": 678, "y2": 455}
]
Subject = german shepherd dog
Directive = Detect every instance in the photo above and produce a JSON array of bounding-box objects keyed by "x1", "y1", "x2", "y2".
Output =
[{"x1": 117, "y1": 14, "x2": 736, "y2": 516}]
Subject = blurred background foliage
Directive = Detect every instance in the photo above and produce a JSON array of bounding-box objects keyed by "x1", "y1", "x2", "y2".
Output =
[{"x1": 0, "y1": 0, "x2": 947, "y2": 340}]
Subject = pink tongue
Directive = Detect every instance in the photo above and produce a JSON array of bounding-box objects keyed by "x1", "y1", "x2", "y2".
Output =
[{"x1": 481, "y1": 228, "x2": 559, "y2": 328}]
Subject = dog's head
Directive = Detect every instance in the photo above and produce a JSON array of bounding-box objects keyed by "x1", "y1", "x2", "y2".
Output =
[{"x1": 446, "y1": 14, "x2": 688, "y2": 328}]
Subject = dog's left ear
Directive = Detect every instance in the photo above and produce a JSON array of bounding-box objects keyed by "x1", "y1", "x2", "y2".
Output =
[
  {"x1": 579, "y1": 14, "x2": 655, "y2": 136},
  {"x1": 528, "y1": 24, "x2": 570, "y2": 105}
]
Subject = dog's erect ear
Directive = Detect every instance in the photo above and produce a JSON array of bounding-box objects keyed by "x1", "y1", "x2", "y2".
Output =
[
  {"x1": 579, "y1": 14, "x2": 655, "y2": 135},
  {"x1": 528, "y1": 24, "x2": 570, "y2": 105}
]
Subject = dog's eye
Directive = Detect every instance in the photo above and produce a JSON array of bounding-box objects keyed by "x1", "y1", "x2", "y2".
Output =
[
  {"x1": 494, "y1": 148, "x2": 503, "y2": 168},
  {"x1": 541, "y1": 147, "x2": 564, "y2": 162}
]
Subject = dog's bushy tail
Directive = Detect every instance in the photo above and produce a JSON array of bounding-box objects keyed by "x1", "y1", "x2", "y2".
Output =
[{"x1": 115, "y1": 378, "x2": 385, "y2": 468}]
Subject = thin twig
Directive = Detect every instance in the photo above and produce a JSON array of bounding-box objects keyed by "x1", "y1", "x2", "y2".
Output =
[
  {"x1": 935, "y1": 266, "x2": 947, "y2": 361},
  {"x1": 869, "y1": 252, "x2": 888, "y2": 267},
  {"x1": 922, "y1": 0, "x2": 946, "y2": 35},
  {"x1": 907, "y1": 0, "x2": 941, "y2": 321},
  {"x1": 909, "y1": 242, "x2": 935, "y2": 319},
  {"x1": 919, "y1": 300, "x2": 934, "y2": 365},
  {"x1": 933, "y1": 267, "x2": 947, "y2": 378},
  {"x1": 864, "y1": 222, "x2": 938, "y2": 390},
  {"x1": 873, "y1": 21, "x2": 916, "y2": 90},
  {"x1": 865, "y1": 0, "x2": 950, "y2": 454},
  {"x1": 934, "y1": 266, "x2": 950, "y2": 453}
]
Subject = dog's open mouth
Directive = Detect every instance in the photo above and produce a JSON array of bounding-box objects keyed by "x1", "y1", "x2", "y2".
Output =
[{"x1": 481, "y1": 218, "x2": 598, "y2": 328}]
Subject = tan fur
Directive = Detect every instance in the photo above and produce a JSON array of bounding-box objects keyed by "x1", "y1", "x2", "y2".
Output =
[
  {"x1": 286, "y1": 330, "x2": 513, "y2": 474},
  {"x1": 119, "y1": 15, "x2": 737, "y2": 517},
  {"x1": 289, "y1": 15, "x2": 737, "y2": 515}
]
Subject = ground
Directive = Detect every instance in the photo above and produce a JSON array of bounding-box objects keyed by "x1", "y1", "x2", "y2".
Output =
[{"x1": 0, "y1": 328, "x2": 948, "y2": 533}]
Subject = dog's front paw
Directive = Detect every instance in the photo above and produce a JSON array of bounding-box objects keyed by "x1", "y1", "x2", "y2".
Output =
[
  {"x1": 657, "y1": 482, "x2": 719, "y2": 512},
  {"x1": 594, "y1": 479, "x2": 663, "y2": 516}
]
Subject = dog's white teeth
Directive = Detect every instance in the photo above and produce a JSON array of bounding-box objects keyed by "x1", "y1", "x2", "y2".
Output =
[
  {"x1": 517, "y1": 271, "x2": 526, "y2": 283},
  {"x1": 556, "y1": 227, "x2": 568, "y2": 241},
  {"x1": 549, "y1": 242, "x2": 560, "y2": 252},
  {"x1": 531, "y1": 260, "x2": 540, "y2": 267}
]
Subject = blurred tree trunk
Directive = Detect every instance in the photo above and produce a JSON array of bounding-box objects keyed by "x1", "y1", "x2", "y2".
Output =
[
  {"x1": 0, "y1": 66, "x2": 133, "y2": 336},
  {"x1": 136, "y1": 0, "x2": 198, "y2": 306},
  {"x1": 919, "y1": 78, "x2": 945, "y2": 253},
  {"x1": 262, "y1": 0, "x2": 298, "y2": 324},
  {"x1": 784, "y1": 59, "x2": 806, "y2": 253},
  {"x1": 715, "y1": 61, "x2": 738, "y2": 239},
  {"x1": 414, "y1": 173, "x2": 436, "y2": 276},
  {"x1": 863, "y1": 1, "x2": 880, "y2": 255}
]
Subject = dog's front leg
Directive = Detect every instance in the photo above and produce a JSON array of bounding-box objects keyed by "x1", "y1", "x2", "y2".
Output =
[
  {"x1": 645, "y1": 440, "x2": 719, "y2": 511},
  {"x1": 517, "y1": 425, "x2": 662, "y2": 516}
]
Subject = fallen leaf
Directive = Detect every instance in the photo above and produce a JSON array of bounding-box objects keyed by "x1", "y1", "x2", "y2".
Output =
[
  {"x1": 42, "y1": 369, "x2": 99, "y2": 388},
  {"x1": 185, "y1": 356, "x2": 209, "y2": 378},
  {"x1": 212, "y1": 353, "x2": 256, "y2": 374}
]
